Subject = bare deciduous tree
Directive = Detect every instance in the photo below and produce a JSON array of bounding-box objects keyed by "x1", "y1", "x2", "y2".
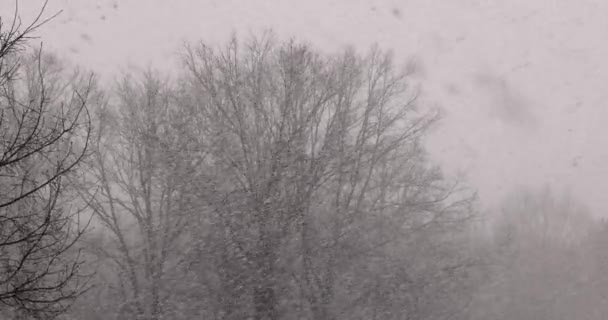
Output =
[
  {"x1": 470, "y1": 188, "x2": 594, "y2": 320},
  {"x1": 77, "y1": 71, "x2": 202, "y2": 320},
  {"x1": 72, "y1": 33, "x2": 476, "y2": 320},
  {"x1": 181, "y1": 34, "x2": 475, "y2": 320},
  {"x1": 0, "y1": 2, "x2": 93, "y2": 317}
]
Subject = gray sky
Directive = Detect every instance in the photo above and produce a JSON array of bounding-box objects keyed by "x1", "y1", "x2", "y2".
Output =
[{"x1": 4, "y1": 0, "x2": 608, "y2": 215}]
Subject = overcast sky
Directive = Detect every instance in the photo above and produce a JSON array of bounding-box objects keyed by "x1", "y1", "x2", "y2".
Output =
[{"x1": 4, "y1": 0, "x2": 608, "y2": 215}]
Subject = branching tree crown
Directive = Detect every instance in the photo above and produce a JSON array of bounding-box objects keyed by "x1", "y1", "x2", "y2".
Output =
[{"x1": 0, "y1": 1, "x2": 93, "y2": 317}]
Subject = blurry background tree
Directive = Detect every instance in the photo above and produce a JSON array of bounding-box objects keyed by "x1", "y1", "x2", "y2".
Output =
[
  {"x1": 74, "y1": 71, "x2": 202, "y2": 320},
  {"x1": 469, "y1": 188, "x2": 595, "y2": 320},
  {"x1": 0, "y1": 1, "x2": 94, "y2": 318}
]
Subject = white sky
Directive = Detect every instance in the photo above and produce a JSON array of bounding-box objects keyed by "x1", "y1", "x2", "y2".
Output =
[{"x1": 3, "y1": 0, "x2": 608, "y2": 215}]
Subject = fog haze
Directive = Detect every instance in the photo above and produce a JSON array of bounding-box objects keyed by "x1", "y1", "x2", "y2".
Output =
[
  {"x1": 1, "y1": 1, "x2": 607, "y2": 319},
  {"x1": 5, "y1": 0, "x2": 605, "y2": 215}
]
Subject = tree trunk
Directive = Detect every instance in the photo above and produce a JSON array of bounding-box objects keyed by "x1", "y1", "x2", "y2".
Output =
[
  {"x1": 253, "y1": 224, "x2": 278, "y2": 320},
  {"x1": 253, "y1": 285, "x2": 277, "y2": 320}
]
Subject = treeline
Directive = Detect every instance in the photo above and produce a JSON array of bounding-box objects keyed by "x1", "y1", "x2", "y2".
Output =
[
  {"x1": 2, "y1": 4, "x2": 608, "y2": 320},
  {"x1": 71, "y1": 35, "x2": 477, "y2": 320}
]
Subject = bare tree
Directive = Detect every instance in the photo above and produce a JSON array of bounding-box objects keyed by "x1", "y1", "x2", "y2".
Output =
[
  {"x1": 470, "y1": 188, "x2": 594, "y2": 320},
  {"x1": 0, "y1": 2, "x2": 93, "y2": 317},
  {"x1": 73, "y1": 33, "x2": 476, "y2": 320},
  {"x1": 77, "y1": 70, "x2": 202, "y2": 320},
  {"x1": 181, "y1": 34, "x2": 475, "y2": 320}
]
